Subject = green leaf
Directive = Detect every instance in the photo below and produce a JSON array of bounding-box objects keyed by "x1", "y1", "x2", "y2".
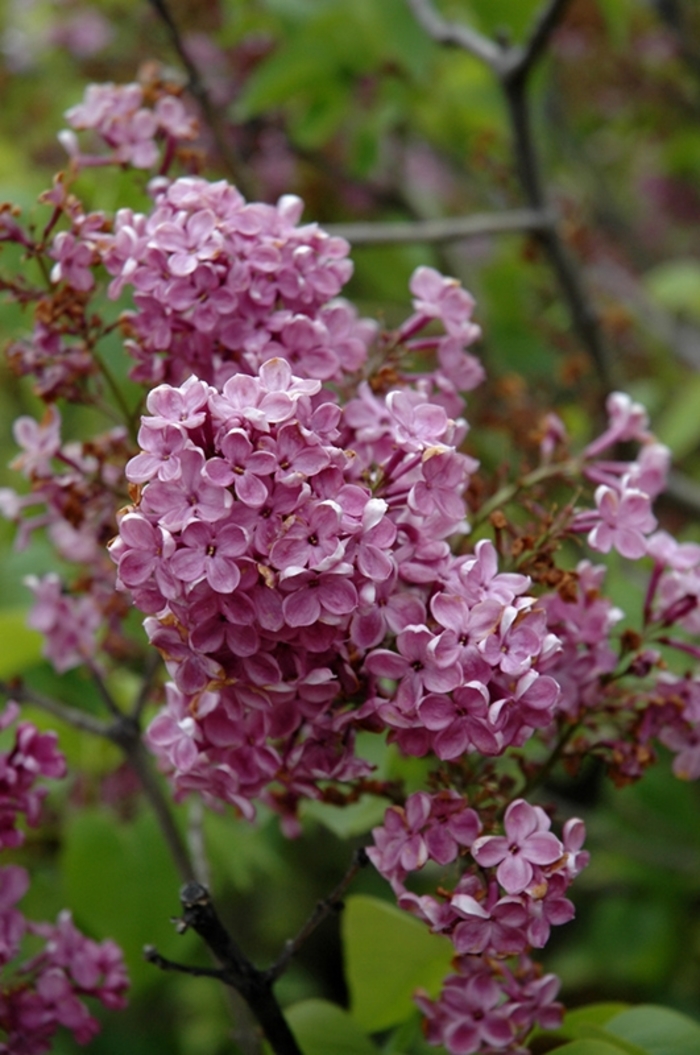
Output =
[
  {"x1": 61, "y1": 805, "x2": 194, "y2": 991},
  {"x1": 0, "y1": 608, "x2": 42, "y2": 677},
  {"x1": 550, "y1": 1043, "x2": 639, "y2": 1055},
  {"x1": 285, "y1": 999, "x2": 379, "y2": 1055},
  {"x1": 607, "y1": 1005, "x2": 700, "y2": 1055},
  {"x1": 537, "y1": 1002, "x2": 632, "y2": 1046},
  {"x1": 645, "y1": 259, "x2": 700, "y2": 322},
  {"x1": 564, "y1": 1004, "x2": 632, "y2": 1034},
  {"x1": 655, "y1": 373, "x2": 700, "y2": 458},
  {"x1": 290, "y1": 83, "x2": 349, "y2": 148},
  {"x1": 236, "y1": 43, "x2": 338, "y2": 117},
  {"x1": 301, "y1": 795, "x2": 387, "y2": 838},
  {"x1": 460, "y1": 0, "x2": 541, "y2": 41},
  {"x1": 342, "y1": 894, "x2": 453, "y2": 1032}
]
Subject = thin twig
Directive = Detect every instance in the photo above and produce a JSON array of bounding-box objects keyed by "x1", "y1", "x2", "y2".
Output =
[
  {"x1": 265, "y1": 847, "x2": 369, "y2": 983},
  {"x1": 144, "y1": 946, "x2": 228, "y2": 980},
  {"x1": 146, "y1": 0, "x2": 253, "y2": 193},
  {"x1": 406, "y1": 0, "x2": 501, "y2": 68},
  {"x1": 1, "y1": 677, "x2": 195, "y2": 883},
  {"x1": 0, "y1": 681, "x2": 112, "y2": 738},
  {"x1": 509, "y1": 0, "x2": 573, "y2": 81},
  {"x1": 124, "y1": 738, "x2": 195, "y2": 884},
  {"x1": 326, "y1": 208, "x2": 553, "y2": 245},
  {"x1": 86, "y1": 660, "x2": 124, "y2": 720}
]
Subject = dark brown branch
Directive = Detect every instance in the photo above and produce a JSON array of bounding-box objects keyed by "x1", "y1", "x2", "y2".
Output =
[
  {"x1": 406, "y1": 0, "x2": 617, "y2": 391},
  {"x1": 500, "y1": 78, "x2": 614, "y2": 387},
  {"x1": 510, "y1": 0, "x2": 573, "y2": 81},
  {"x1": 326, "y1": 208, "x2": 553, "y2": 246},
  {"x1": 86, "y1": 660, "x2": 125, "y2": 720},
  {"x1": 146, "y1": 0, "x2": 253, "y2": 193},
  {"x1": 148, "y1": 883, "x2": 303, "y2": 1055},
  {"x1": 265, "y1": 847, "x2": 369, "y2": 983}
]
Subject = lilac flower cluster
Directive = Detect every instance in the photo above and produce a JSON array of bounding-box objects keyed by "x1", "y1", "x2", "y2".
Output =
[
  {"x1": 98, "y1": 177, "x2": 370, "y2": 389},
  {"x1": 7, "y1": 109, "x2": 700, "y2": 1055},
  {"x1": 573, "y1": 393, "x2": 669, "y2": 560},
  {"x1": 59, "y1": 81, "x2": 198, "y2": 171},
  {"x1": 368, "y1": 794, "x2": 587, "y2": 1053},
  {"x1": 108, "y1": 336, "x2": 479, "y2": 823},
  {"x1": 0, "y1": 408, "x2": 131, "y2": 672},
  {"x1": 363, "y1": 539, "x2": 561, "y2": 760},
  {"x1": 0, "y1": 704, "x2": 128, "y2": 1053}
]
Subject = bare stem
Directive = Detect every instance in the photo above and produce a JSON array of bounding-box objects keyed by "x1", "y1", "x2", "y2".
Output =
[
  {"x1": 86, "y1": 660, "x2": 125, "y2": 720},
  {"x1": 187, "y1": 797, "x2": 211, "y2": 888},
  {"x1": 514, "y1": 720, "x2": 578, "y2": 806},
  {"x1": 512, "y1": 0, "x2": 573, "y2": 80},
  {"x1": 130, "y1": 650, "x2": 162, "y2": 723},
  {"x1": 326, "y1": 208, "x2": 553, "y2": 246},
  {"x1": 91, "y1": 346, "x2": 138, "y2": 439}
]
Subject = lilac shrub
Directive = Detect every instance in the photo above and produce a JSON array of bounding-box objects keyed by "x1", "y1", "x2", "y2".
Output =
[{"x1": 2, "y1": 78, "x2": 700, "y2": 1054}]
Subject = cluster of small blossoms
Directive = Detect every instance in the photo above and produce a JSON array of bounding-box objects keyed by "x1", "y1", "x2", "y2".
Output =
[
  {"x1": 573, "y1": 392, "x2": 669, "y2": 561},
  {"x1": 108, "y1": 349, "x2": 480, "y2": 821},
  {"x1": 59, "y1": 80, "x2": 198, "y2": 171},
  {"x1": 0, "y1": 407, "x2": 132, "y2": 672},
  {"x1": 0, "y1": 703, "x2": 128, "y2": 1053},
  {"x1": 98, "y1": 177, "x2": 371, "y2": 389},
  {"x1": 367, "y1": 794, "x2": 587, "y2": 1053},
  {"x1": 541, "y1": 394, "x2": 700, "y2": 780},
  {"x1": 362, "y1": 539, "x2": 561, "y2": 759}
]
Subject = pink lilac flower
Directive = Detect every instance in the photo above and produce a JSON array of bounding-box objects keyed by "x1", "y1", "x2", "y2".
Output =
[
  {"x1": 573, "y1": 477, "x2": 657, "y2": 560},
  {"x1": 367, "y1": 791, "x2": 481, "y2": 889},
  {"x1": 141, "y1": 449, "x2": 233, "y2": 531},
  {"x1": 25, "y1": 575, "x2": 102, "y2": 674},
  {"x1": 170, "y1": 520, "x2": 248, "y2": 593},
  {"x1": 62, "y1": 81, "x2": 197, "y2": 170},
  {"x1": 125, "y1": 422, "x2": 190, "y2": 483},
  {"x1": 450, "y1": 883, "x2": 529, "y2": 956},
  {"x1": 11, "y1": 408, "x2": 62, "y2": 478},
  {"x1": 418, "y1": 682, "x2": 502, "y2": 759},
  {"x1": 366, "y1": 624, "x2": 463, "y2": 712},
  {"x1": 583, "y1": 391, "x2": 651, "y2": 458},
  {"x1": 471, "y1": 800, "x2": 563, "y2": 895},
  {"x1": 415, "y1": 959, "x2": 516, "y2": 1054},
  {"x1": 409, "y1": 266, "x2": 481, "y2": 342}
]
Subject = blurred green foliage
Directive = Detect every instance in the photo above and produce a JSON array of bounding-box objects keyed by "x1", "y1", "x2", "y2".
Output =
[{"x1": 3, "y1": 0, "x2": 700, "y2": 1052}]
